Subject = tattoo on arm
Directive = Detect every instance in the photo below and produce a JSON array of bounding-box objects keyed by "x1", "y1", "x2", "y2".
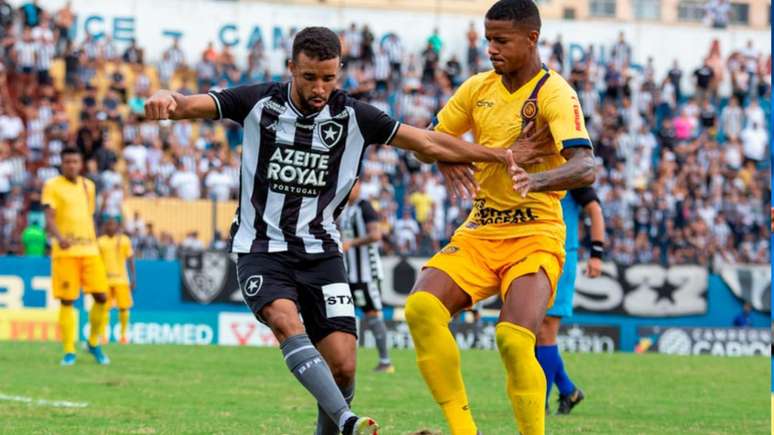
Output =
[{"x1": 529, "y1": 147, "x2": 596, "y2": 192}]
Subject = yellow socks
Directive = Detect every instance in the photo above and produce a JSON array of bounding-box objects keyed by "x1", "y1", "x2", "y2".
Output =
[
  {"x1": 59, "y1": 304, "x2": 76, "y2": 354},
  {"x1": 88, "y1": 301, "x2": 107, "y2": 347},
  {"x1": 496, "y1": 322, "x2": 546, "y2": 435},
  {"x1": 119, "y1": 310, "x2": 129, "y2": 341},
  {"x1": 100, "y1": 301, "x2": 111, "y2": 339},
  {"x1": 405, "y1": 291, "x2": 477, "y2": 435}
]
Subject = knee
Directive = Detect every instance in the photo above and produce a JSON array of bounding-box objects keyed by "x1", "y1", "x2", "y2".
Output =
[
  {"x1": 405, "y1": 291, "x2": 447, "y2": 329},
  {"x1": 92, "y1": 293, "x2": 107, "y2": 304},
  {"x1": 328, "y1": 357, "x2": 356, "y2": 387},
  {"x1": 261, "y1": 304, "x2": 303, "y2": 339}
]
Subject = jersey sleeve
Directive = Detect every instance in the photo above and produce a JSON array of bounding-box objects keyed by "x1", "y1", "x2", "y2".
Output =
[
  {"x1": 569, "y1": 186, "x2": 600, "y2": 208},
  {"x1": 540, "y1": 80, "x2": 592, "y2": 151},
  {"x1": 353, "y1": 100, "x2": 400, "y2": 146},
  {"x1": 359, "y1": 200, "x2": 379, "y2": 224},
  {"x1": 41, "y1": 180, "x2": 57, "y2": 209},
  {"x1": 433, "y1": 75, "x2": 475, "y2": 137},
  {"x1": 208, "y1": 83, "x2": 273, "y2": 125}
]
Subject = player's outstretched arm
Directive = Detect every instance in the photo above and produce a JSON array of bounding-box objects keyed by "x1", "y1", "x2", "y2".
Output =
[
  {"x1": 392, "y1": 124, "x2": 507, "y2": 164},
  {"x1": 144, "y1": 90, "x2": 217, "y2": 121},
  {"x1": 508, "y1": 147, "x2": 595, "y2": 197}
]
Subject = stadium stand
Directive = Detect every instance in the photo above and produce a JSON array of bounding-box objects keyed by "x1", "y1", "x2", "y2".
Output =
[{"x1": 0, "y1": 0, "x2": 769, "y2": 270}]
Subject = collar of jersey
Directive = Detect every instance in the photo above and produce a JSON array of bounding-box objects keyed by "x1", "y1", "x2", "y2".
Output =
[
  {"x1": 495, "y1": 63, "x2": 550, "y2": 101},
  {"x1": 286, "y1": 82, "x2": 322, "y2": 118}
]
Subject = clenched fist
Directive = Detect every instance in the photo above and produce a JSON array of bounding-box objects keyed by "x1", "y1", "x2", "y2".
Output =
[{"x1": 144, "y1": 90, "x2": 180, "y2": 120}]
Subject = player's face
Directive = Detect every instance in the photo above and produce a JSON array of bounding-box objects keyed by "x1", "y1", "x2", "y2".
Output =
[
  {"x1": 289, "y1": 52, "x2": 341, "y2": 113},
  {"x1": 61, "y1": 153, "x2": 82, "y2": 179},
  {"x1": 105, "y1": 219, "x2": 118, "y2": 235},
  {"x1": 484, "y1": 19, "x2": 537, "y2": 75}
]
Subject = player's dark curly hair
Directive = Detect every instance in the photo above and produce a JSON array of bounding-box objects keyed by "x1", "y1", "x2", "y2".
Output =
[
  {"x1": 485, "y1": 0, "x2": 541, "y2": 31},
  {"x1": 292, "y1": 27, "x2": 341, "y2": 61}
]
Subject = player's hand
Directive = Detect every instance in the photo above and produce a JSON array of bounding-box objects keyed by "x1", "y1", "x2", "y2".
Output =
[
  {"x1": 586, "y1": 257, "x2": 603, "y2": 278},
  {"x1": 507, "y1": 150, "x2": 532, "y2": 197},
  {"x1": 437, "y1": 162, "x2": 478, "y2": 202},
  {"x1": 144, "y1": 90, "x2": 179, "y2": 120},
  {"x1": 342, "y1": 240, "x2": 352, "y2": 252},
  {"x1": 58, "y1": 237, "x2": 71, "y2": 250},
  {"x1": 130, "y1": 280, "x2": 136, "y2": 292},
  {"x1": 508, "y1": 120, "x2": 555, "y2": 166}
]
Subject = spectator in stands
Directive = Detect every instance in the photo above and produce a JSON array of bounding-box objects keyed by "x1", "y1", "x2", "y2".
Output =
[
  {"x1": 169, "y1": 160, "x2": 201, "y2": 201},
  {"x1": 181, "y1": 230, "x2": 204, "y2": 252}
]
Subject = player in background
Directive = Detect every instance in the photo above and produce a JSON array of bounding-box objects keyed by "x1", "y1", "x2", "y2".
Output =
[
  {"x1": 340, "y1": 180, "x2": 394, "y2": 373},
  {"x1": 97, "y1": 215, "x2": 136, "y2": 345},
  {"x1": 144, "y1": 26, "x2": 552, "y2": 435},
  {"x1": 406, "y1": 0, "x2": 596, "y2": 433},
  {"x1": 42, "y1": 147, "x2": 110, "y2": 365},
  {"x1": 536, "y1": 187, "x2": 605, "y2": 415}
]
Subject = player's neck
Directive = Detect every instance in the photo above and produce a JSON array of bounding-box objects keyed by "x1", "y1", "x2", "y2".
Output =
[
  {"x1": 63, "y1": 174, "x2": 78, "y2": 183},
  {"x1": 500, "y1": 57, "x2": 542, "y2": 93}
]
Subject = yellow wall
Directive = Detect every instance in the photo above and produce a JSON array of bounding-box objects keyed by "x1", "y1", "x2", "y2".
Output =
[{"x1": 123, "y1": 197, "x2": 237, "y2": 244}]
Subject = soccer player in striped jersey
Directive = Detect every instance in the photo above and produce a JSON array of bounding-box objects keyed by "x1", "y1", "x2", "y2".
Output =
[
  {"x1": 340, "y1": 180, "x2": 394, "y2": 373},
  {"x1": 145, "y1": 26, "x2": 550, "y2": 435}
]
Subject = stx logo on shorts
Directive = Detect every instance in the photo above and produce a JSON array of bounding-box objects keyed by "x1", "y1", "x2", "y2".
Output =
[
  {"x1": 243, "y1": 275, "x2": 264, "y2": 297},
  {"x1": 327, "y1": 295, "x2": 353, "y2": 305},
  {"x1": 321, "y1": 283, "x2": 355, "y2": 319}
]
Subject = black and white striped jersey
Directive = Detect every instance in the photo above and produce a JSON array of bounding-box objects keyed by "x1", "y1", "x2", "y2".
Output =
[
  {"x1": 209, "y1": 82, "x2": 400, "y2": 256},
  {"x1": 340, "y1": 199, "x2": 384, "y2": 284}
]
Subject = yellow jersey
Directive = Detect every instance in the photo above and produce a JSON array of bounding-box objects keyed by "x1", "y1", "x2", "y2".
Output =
[
  {"x1": 41, "y1": 175, "x2": 99, "y2": 257},
  {"x1": 434, "y1": 67, "x2": 592, "y2": 241},
  {"x1": 97, "y1": 234, "x2": 133, "y2": 285}
]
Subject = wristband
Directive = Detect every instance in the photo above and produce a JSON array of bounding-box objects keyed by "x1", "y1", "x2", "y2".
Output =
[{"x1": 590, "y1": 240, "x2": 605, "y2": 259}]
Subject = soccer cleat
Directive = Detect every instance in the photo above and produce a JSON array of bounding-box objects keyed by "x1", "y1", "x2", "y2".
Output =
[
  {"x1": 87, "y1": 344, "x2": 110, "y2": 365},
  {"x1": 557, "y1": 388, "x2": 584, "y2": 415},
  {"x1": 342, "y1": 416, "x2": 379, "y2": 435},
  {"x1": 373, "y1": 362, "x2": 395, "y2": 374},
  {"x1": 60, "y1": 353, "x2": 76, "y2": 366},
  {"x1": 119, "y1": 336, "x2": 128, "y2": 345}
]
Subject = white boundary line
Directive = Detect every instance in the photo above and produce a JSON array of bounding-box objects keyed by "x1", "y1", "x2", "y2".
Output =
[{"x1": 0, "y1": 393, "x2": 88, "y2": 408}]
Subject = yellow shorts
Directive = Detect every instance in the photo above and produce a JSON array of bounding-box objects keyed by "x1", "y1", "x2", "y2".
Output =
[
  {"x1": 108, "y1": 284, "x2": 133, "y2": 309},
  {"x1": 52, "y1": 256, "x2": 109, "y2": 301},
  {"x1": 424, "y1": 234, "x2": 565, "y2": 308}
]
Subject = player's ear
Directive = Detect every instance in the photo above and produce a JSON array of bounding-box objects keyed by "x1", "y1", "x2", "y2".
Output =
[
  {"x1": 288, "y1": 59, "x2": 296, "y2": 75},
  {"x1": 527, "y1": 30, "x2": 539, "y2": 47}
]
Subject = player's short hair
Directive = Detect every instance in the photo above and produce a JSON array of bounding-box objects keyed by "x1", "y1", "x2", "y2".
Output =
[
  {"x1": 292, "y1": 27, "x2": 341, "y2": 62},
  {"x1": 61, "y1": 147, "x2": 81, "y2": 159},
  {"x1": 486, "y1": 0, "x2": 541, "y2": 31}
]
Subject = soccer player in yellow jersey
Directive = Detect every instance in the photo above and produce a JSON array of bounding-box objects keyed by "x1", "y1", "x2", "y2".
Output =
[
  {"x1": 97, "y1": 216, "x2": 136, "y2": 344},
  {"x1": 405, "y1": 1, "x2": 596, "y2": 434},
  {"x1": 42, "y1": 147, "x2": 111, "y2": 365}
]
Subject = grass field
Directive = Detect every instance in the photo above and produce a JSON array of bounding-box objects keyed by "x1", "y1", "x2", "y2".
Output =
[{"x1": 0, "y1": 342, "x2": 768, "y2": 434}]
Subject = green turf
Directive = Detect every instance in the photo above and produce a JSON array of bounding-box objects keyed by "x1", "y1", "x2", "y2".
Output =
[{"x1": 0, "y1": 341, "x2": 768, "y2": 434}]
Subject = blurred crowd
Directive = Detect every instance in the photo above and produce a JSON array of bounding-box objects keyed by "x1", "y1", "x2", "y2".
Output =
[{"x1": 0, "y1": 1, "x2": 770, "y2": 267}]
